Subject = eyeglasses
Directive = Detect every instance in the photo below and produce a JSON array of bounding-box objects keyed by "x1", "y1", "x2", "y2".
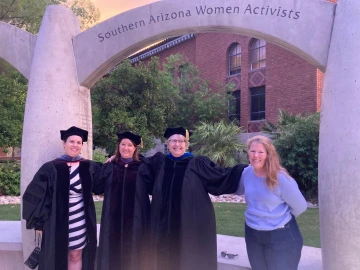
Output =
[
  {"x1": 221, "y1": 251, "x2": 238, "y2": 259},
  {"x1": 168, "y1": 139, "x2": 186, "y2": 144}
]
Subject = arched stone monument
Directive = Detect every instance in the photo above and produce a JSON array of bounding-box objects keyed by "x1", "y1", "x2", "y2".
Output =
[{"x1": 0, "y1": 0, "x2": 359, "y2": 268}]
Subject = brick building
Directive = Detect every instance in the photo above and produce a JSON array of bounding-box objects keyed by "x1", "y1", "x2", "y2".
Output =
[
  {"x1": 0, "y1": 33, "x2": 325, "y2": 159},
  {"x1": 130, "y1": 32, "x2": 323, "y2": 133},
  {"x1": 0, "y1": 148, "x2": 20, "y2": 161}
]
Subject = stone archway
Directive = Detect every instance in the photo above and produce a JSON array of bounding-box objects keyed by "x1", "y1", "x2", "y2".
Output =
[
  {"x1": 73, "y1": 0, "x2": 334, "y2": 88},
  {"x1": 1, "y1": 0, "x2": 359, "y2": 269}
]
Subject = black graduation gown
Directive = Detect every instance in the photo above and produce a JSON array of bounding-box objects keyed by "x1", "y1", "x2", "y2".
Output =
[
  {"x1": 94, "y1": 159, "x2": 151, "y2": 270},
  {"x1": 22, "y1": 159, "x2": 101, "y2": 270},
  {"x1": 139, "y1": 152, "x2": 247, "y2": 270}
]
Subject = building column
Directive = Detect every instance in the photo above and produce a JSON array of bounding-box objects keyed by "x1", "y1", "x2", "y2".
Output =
[
  {"x1": 319, "y1": 0, "x2": 360, "y2": 268},
  {"x1": 20, "y1": 5, "x2": 92, "y2": 263}
]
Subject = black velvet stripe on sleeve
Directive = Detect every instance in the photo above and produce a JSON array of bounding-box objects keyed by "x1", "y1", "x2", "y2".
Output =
[
  {"x1": 53, "y1": 161, "x2": 71, "y2": 269},
  {"x1": 22, "y1": 165, "x2": 51, "y2": 230}
]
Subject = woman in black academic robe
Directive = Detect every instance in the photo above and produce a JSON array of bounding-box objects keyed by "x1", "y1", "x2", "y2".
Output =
[
  {"x1": 138, "y1": 127, "x2": 247, "y2": 270},
  {"x1": 22, "y1": 126, "x2": 101, "y2": 270},
  {"x1": 94, "y1": 131, "x2": 150, "y2": 270}
]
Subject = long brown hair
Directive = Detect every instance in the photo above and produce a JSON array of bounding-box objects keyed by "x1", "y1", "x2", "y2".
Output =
[
  {"x1": 247, "y1": 135, "x2": 289, "y2": 189},
  {"x1": 114, "y1": 139, "x2": 140, "y2": 162}
]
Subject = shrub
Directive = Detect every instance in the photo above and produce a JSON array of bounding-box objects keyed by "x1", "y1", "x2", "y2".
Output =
[
  {"x1": 93, "y1": 148, "x2": 108, "y2": 163},
  {"x1": 263, "y1": 110, "x2": 320, "y2": 199},
  {"x1": 0, "y1": 161, "x2": 21, "y2": 196},
  {"x1": 192, "y1": 120, "x2": 247, "y2": 167}
]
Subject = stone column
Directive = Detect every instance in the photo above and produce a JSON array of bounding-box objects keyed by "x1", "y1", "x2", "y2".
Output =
[
  {"x1": 20, "y1": 5, "x2": 92, "y2": 265},
  {"x1": 319, "y1": 0, "x2": 360, "y2": 269}
]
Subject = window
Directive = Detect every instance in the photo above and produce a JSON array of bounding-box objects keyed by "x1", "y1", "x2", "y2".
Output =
[
  {"x1": 179, "y1": 64, "x2": 189, "y2": 79},
  {"x1": 228, "y1": 90, "x2": 240, "y2": 122},
  {"x1": 250, "y1": 39, "x2": 266, "y2": 70},
  {"x1": 228, "y1": 44, "x2": 241, "y2": 75},
  {"x1": 250, "y1": 86, "x2": 265, "y2": 120},
  {"x1": 168, "y1": 68, "x2": 176, "y2": 81}
]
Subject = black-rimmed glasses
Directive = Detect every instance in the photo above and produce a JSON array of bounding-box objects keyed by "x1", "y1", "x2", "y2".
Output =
[{"x1": 221, "y1": 251, "x2": 238, "y2": 259}]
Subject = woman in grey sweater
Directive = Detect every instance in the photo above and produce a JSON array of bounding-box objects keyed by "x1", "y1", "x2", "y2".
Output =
[{"x1": 236, "y1": 135, "x2": 307, "y2": 270}]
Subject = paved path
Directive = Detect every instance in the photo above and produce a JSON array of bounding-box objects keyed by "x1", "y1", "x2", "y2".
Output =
[{"x1": 0, "y1": 221, "x2": 322, "y2": 270}]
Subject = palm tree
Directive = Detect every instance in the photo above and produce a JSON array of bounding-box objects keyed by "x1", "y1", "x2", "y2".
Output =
[
  {"x1": 262, "y1": 109, "x2": 301, "y2": 139},
  {"x1": 191, "y1": 120, "x2": 246, "y2": 167}
]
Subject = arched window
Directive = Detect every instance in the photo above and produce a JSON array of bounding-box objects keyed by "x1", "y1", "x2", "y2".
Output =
[
  {"x1": 228, "y1": 43, "x2": 241, "y2": 75},
  {"x1": 250, "y1": 39, "x2": 266, "y2": 70}
]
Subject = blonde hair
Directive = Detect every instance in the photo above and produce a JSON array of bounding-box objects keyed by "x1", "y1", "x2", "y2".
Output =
[{"x1": 247, "y1": 135, "x2": 289, "y2": 190}]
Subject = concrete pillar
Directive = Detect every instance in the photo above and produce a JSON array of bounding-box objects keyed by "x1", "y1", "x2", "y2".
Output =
[
  {"x1": 319, "y1": 0, "x2": 360, "y2": 269},
  {"x1": 20, "y1": 5, "x2": 92, "y2": 265}
]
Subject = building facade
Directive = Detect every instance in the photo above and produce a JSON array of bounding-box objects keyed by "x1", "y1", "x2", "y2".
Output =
[
  {"x1": 130, "y1": 32, "x2": 324, "y2": 132},
  {"x1": 0, "y1": 32, "x2": 325, "y2": 160}
]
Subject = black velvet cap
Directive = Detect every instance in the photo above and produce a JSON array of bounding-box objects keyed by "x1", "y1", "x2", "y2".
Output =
[
  {"x1": 117, "y1": 131, "x2": 142, "y2": 146},
  {"x1": 60, "y1": 126, "x2": 88, "y2": 142},
  {"x1": 164, "y1": 127, "x2": 190, "y2": 140}
]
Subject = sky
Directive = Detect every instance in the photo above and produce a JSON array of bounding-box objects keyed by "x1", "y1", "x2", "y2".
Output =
[{"x1": 90, "y1": 0, "x2": 158, "y2": 22}]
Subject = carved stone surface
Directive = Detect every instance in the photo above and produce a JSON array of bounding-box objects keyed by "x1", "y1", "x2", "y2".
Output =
[
  {"x1": 19, "y1": 5, "x2": 92, "y2": 262},
  {"x1": 2, "y1": 0, "x2": 360, "y2": 268},
  {"x1": 0, "y1": 22, "x2": 36, "y2": 79},
  {"x1": 319, "y1": 0, "x2": 360, "y2": 268},
  {"x1": 73, "y1": 0, "x2": 335, "y2": 88}
]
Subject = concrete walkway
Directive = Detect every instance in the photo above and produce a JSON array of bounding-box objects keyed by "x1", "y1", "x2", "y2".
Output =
[
  {"x1": 0, "y1": 221, "x2": 322, "y2": 270},
  {"x1": 217, "y1": 234, "x2": 322, "y2": 270}
]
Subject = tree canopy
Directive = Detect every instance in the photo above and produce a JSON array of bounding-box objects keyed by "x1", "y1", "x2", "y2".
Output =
[
  {"x1": 0, "y1": 71, "x2": 27, "y2": 151},
  {"x1": 163, "y1": 54, "x2": 231, "y2": 130},
  {"x1": 0, "y1": 0, "x2": 100, "y2": 33},
  {"x1": 91, "y1": 54, "x2": 230, "y2": 154},
  {"x1": 91, "y1": 58, "x2": 177, "y2": 153}
]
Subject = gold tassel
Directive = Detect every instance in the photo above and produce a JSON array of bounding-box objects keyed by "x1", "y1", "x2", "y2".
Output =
[
  {"x1": 139, "y1": 138, "x2": 144, "y2": 148},
  {"x1": 185, "y1": 129, "x2": 189, "y2": 141}
]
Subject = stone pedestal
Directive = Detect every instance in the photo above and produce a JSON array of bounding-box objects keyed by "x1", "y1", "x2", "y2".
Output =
[
  {"x1": 319, "y1": 0, "x2": 360, "y2": 269},
  {"x1": 20, "y1": 5, "x2": 92, "y2": 266}
]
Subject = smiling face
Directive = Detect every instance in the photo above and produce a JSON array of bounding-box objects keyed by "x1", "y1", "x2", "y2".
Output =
[
  {"x1": 248, "y1": 141, "x2": 267, "y2": 174},
  {"x1": 167, "y1": 134, "x2": 187, "y2": 157},
  {"x1": 63, "y1": 135, "x2": 83, "y2": 157},
  {"x1": 119, "y1": 138, "x2": 136, "y2": 159}
]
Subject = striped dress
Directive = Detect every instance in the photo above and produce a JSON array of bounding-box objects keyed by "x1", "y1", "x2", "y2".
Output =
[{"x1": 68, "y1": 162, "x2": 87, "y2": 250}]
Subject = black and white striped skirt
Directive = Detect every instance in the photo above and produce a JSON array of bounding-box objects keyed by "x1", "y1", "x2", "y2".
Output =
[{"x1": 68, "y1": 163, "x2": 87, "y2": 250}]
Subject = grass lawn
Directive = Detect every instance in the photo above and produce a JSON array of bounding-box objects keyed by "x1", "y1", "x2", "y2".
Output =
[
  {"x1": 213, "y1": 202, "x2": 320, "y2": 248},
  {"x1": 0, "y1": 202, "x2": 320, "y2": 248},
  {"x1": 0, "y1": 202, "x2": 104, "y2": 222},
  {"x1": 0, "y1": 204, "x2": 21, "y2": 221}
]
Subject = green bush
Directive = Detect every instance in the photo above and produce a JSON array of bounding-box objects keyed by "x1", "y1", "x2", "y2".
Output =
[
  {"x1": 192, "y1": 120, "x2": 247, "y2": 167},
  {"x1": 0, "y1": 161, "x2": 21, "y2": 196},
  {"x1": 93, "y1": 148, "x2": 108, "y2": 163},
  {"x1": 263, "y1": 110, "x2": 320, "y2": 199}
]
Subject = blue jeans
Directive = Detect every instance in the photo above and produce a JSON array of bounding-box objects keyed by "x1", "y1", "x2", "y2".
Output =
[{"x1": 245, "y1": 215, "x2": 303, "y2": 270}]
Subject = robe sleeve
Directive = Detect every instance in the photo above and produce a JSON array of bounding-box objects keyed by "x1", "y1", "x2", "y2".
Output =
[
  {"x1": 132, "y1": 161, "x2": 152, "y2": 269},
  {"x1": 192, "y1": 156, "x2": 247, "y2": 195},
  {"x1": 22, "y1": 164, "x2": 52, "y2": 230},
  {"x1": 138, "y1": 152, "x2": 164, "y2": 195},
  {"x1": 92, "y1": 162, "x2": 111, "y2": 195}
]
